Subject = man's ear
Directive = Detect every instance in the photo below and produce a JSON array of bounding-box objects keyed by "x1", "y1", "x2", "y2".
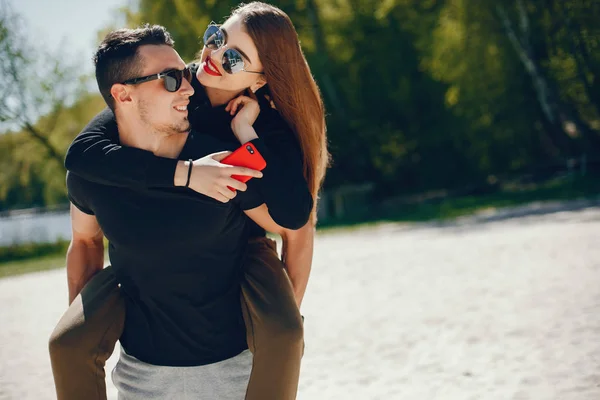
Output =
[
  {"x1": 250, "y1": 76, "x2": 267, "y2": 94},
  {"x1": 110, "y1": 84, "x2": 133, "y2": 105}
]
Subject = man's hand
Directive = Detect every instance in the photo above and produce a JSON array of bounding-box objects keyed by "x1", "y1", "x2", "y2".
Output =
[{"x1": 175, "y1": 151, "x2": 263, "y2": 203}]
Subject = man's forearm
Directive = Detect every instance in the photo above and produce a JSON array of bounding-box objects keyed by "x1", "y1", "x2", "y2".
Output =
[
  {"x1": 64, "y1": 108, "x2": 179, "y2": 189},
  {"x1": 281, "y1": 222, "x2": 315, "y2": 308},
  {"x1": 174, "y1": 160, "x2": 190, "y2": 186},
  {"x1": 66, "y1": 240, "x2": 104, "y2": 304}
]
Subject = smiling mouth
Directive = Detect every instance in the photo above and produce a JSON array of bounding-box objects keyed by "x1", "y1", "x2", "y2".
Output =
[
  {"x1": 203, "y1": 56, "x2": 222, "y2": 76},
  {"x1": 174, "y1": 105, "x2": 188, "y2": 112}
]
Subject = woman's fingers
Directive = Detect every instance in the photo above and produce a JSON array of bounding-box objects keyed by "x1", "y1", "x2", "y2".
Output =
[
  {"x1": 212, "y1": 191, "x2": 231, "y2": 203},
  {"x1": 228, "y1": 97, "x2": 242, "y2": 115},
  {"x1": 227, "y1": 95, "x2": 257, "y2": 115},
  {"x1": 224, "y1": 166, "x2": 263, "y2": 179},
  {"x1": 217, "y1": 186, "x2": 237, "y2": 200},
  {"x1": 224, "y1": 178, "x2": 248, "y2": 192},
  {"x1": 210, "y1": 151, "x2": 233, "y2": 162}
]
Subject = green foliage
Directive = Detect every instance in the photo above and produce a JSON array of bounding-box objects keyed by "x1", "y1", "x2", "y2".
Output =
[
  {"x1": 317, "y1": 173, "x2": 600, "y2": 230},
  {"x1": 0, "y1": 2, "x2": 107, "y2": 210},
  {"x1": 0, "y1": 239, "x2": 69, "y2": 264},
  {"x1": 0, "y1": 94, "x2": 107, "y2": 210},
  {"x1": 1, "y1": 0, "x2": 599, "y2": 212},
  {"x1": 124, "y1": 0, "x2": 599, "y2": 193},
  {"x1": 0, "y1": 253, "x2": 66, "y2": 278}
]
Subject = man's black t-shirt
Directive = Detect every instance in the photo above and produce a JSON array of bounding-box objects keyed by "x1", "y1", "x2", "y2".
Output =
[
  {"x1": 67, "y1": 132, "x2": 262, "y2": 366},
  {"x1": 64, "y1": 63, "x2": 313, "y2": 233}
]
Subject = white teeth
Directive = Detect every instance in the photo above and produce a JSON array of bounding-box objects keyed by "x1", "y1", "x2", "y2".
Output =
[
  {"x1": 175, "y1": 106, "x2": 187, "y2": 111},
  {"x1": 207, "y1": 60, "x2": 219, "y2": 73}
]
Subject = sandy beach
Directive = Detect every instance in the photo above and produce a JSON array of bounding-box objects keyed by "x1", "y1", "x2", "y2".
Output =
[{"x1": 1, "y1": 202, "x2": 599, "y2": 399}]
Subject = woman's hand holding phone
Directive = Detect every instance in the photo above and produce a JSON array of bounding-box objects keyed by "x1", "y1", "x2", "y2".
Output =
[
  {"x1": 178, "y1": 95, "x2": 267, "y2": 203},
  {"x1": 221, "y1": 143, "x2": 267, "y2": 191},
  {"x1": 176, "y1": 151, "x2": 263, "y2": 203}
]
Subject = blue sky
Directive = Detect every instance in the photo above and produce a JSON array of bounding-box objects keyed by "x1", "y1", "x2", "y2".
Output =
[{"x1": 12, "y1": 0, "x2": 129, "y2": 73}]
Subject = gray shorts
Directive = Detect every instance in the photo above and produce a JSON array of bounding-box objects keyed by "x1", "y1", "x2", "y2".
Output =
[{"x1": 112, "y1": 347, "x2": 253, "y2": 400}]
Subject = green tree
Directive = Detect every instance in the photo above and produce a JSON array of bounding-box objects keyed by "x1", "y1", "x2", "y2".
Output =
[
  {"x1": 0, "y1": 1, "x2": 87, "y2": 166},
  {"x1": 0, "y1": 2, "x2": 106, "y2": 210},
  {"x1": 495, "y1": 0, "x2": 600, "y2": 152}
]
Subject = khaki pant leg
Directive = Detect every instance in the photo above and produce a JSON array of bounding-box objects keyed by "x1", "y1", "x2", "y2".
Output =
[
  {"x1": 240, "y1": 237, "x2": 304, "y2": 400},
  {"x1": 49, "y1": 265, "x2": 125, "y2": 400}
]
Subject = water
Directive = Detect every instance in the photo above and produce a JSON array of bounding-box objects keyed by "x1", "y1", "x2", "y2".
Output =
[{"x1": 0, "y1": 210, "x2": 71, "y2": 246}]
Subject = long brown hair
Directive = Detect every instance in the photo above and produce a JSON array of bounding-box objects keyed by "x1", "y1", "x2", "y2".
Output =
[{"x1": 232, "y1": 2, "x2": 329, "y2": 224}]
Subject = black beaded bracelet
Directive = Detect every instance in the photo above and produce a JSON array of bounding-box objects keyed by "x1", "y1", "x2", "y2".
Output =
[{"x1": 185, "y1": 159, "x2": 193, "y2": 187}]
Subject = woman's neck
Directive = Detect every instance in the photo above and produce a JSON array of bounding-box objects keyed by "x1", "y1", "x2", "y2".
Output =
[{"x1": 204, "y1": 86, "x2": 244, "y2": 107}]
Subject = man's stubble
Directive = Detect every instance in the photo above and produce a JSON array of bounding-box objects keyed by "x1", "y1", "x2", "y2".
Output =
[{"x1": 138, "y1": 98, "x2": 191, "y2": 137}]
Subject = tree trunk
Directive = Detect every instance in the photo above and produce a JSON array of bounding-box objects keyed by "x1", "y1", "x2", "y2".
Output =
[
  {"x1": 554, "y1": 0, "x2": 600, "y2": 118},
  {"x1": 495, "y1": 1, "x2": 591, "y2": 155},
  {"x1": 23, "y1": 122, "x2": 65, "y2": 168},
  {"x1": 305, "y1": 0, "x2": 347, "y2": 119}
]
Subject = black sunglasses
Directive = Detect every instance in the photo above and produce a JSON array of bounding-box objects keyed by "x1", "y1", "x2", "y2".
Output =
[
  {"x1": 122, "y1": 67, "x2": 192, "y2": 92},
  {"x1": 203, "y1": 23, "x2": 264, "y2": 75}
]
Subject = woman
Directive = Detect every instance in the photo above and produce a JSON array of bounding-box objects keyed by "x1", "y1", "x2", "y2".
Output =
[{"x1": 50, "y1": 2, "x2": 328, "y2": 400}]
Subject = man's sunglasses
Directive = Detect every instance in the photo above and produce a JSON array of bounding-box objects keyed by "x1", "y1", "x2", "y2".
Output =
[
  {"x1": 122, "y1": 67, "x2": 192, "y2": 92},
  {"x1": 203, "y1": 23, "x2": 264, "y2": 75}
]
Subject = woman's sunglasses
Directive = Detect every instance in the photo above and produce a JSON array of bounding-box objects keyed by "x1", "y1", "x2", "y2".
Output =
[
  {"x1": 203, "y1": 24, "x2": 264, "y2": 75},
  {"x1": 122, "y1": 67, "x2": 192, "y2": 92}
]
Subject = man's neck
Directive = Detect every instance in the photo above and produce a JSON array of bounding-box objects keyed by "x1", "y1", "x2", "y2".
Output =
[
  {"x1": 116, "y1": 116, "x2": 188, "y2": 159},
  {"x1": 204, "y1": 86, "x2": 244, "y2": 107}
]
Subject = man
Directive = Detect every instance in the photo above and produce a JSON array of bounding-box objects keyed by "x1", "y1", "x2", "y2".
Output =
[{"x1": 50, "y1": 24, "x2": 308, "y2": 399}]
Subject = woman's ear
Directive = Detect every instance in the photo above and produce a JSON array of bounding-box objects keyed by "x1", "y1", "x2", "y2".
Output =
[
  {"x1": 250, "y1": 76, "x2": 267, "y2": 94},
  {"x1": 110, "y1": 84, "x2": 133, "y2": 106}
]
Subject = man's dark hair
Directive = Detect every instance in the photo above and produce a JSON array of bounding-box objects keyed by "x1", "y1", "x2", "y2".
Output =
[{"x1": 94, "y1": 24, "x2": 175, "y2": 110}]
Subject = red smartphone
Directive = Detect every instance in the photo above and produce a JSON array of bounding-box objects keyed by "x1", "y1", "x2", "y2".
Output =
[{"x1": 221, "y1": 142, "x2": 267, "y2": 191}]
